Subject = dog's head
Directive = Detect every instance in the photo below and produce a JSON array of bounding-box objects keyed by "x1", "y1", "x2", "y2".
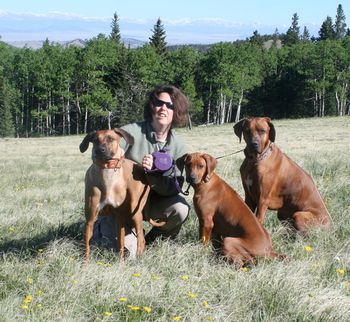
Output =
[
  {"x1": 79, "y1": 128, "x2": 134, "y2": 160},
  {"x1": 176, "y1": 152, "x2": 217, "y2": 185},
  {"x1": 233, "y1": 117, "x2": 275, "y2": 154}
]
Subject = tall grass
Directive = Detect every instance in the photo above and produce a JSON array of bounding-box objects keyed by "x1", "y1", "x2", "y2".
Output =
[{"x1": 0, "y1": 117, "x2": 349, "y2": 321}]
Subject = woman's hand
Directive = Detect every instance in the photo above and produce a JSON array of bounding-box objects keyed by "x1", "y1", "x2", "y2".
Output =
[{"x1": 142, "y1": 154, "x2": 154, "y2": 171}]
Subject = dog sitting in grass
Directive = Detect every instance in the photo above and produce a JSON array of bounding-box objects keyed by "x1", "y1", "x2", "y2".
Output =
[{"x1": 177, "y1": 152, "x2": 285, "y2": 267}]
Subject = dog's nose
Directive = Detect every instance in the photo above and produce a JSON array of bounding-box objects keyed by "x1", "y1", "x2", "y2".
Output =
[
  {"x1": 251, "y1": 141, "x2": 260, "y2": 151},
  {"x1": 96, "y1": 146, "x2": 106, "y2": 153},
  {"x1": 186, "y1": 174, "x2": 195, "y2": 184}
]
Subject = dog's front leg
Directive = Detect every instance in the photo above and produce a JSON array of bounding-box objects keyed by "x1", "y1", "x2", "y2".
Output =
[
  {"x1": 132, "y1": 212, "x2": 145, "y2": 256},
  {"x1": 84, "y1": 205, "x2": 99, "y2": 262},
  {"x1": 256, "y1": 199, "x2": 269, "y2": 224},
  {"x1": 116, "y1": 217, "x2": 125, "y2": 259},
  {"x1": 198, "y1": 212, "x2": 214, "y2": 246}
]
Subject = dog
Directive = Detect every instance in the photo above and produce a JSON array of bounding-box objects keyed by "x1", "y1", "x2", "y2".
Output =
[
  {"x1": 177, "y1": 152, "x2": 283, "y2": 267},
  {"x1": 233, "y1": 117, "x2": 331, "y2": 233},
  {"x1": 79, "y1": 128, "x2": 150, "y2": 260}
]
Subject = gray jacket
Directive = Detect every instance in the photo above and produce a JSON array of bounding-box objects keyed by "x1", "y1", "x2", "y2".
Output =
[{"x1": 120, "y1": 121, "x2": 187, "y2": 196}]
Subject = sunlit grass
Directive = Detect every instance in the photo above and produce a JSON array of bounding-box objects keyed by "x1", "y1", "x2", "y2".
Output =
[{"x1": 0, "y1": 117, "x2": 349, "y2": 321}]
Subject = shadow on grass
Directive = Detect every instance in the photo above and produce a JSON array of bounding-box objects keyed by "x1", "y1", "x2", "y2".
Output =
[{"x1": 0, "y1": 220, "x2": 85, "y2": 258}]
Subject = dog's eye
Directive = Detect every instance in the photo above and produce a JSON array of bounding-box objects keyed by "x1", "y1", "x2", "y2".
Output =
[
  {"x1": 258, "y1": 129, "x2": 266, "y2": 134},
  {"x1": 198, "y1": 164, "x2": 205, "y2": 169},
  {"x1": 106, "y1": 136, "x2": 115, "y2": 143}
]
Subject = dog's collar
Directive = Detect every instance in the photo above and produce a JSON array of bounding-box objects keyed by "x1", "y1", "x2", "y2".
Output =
[
  {"x1": 245, "y1": 143, "x2": 274, "y2": 162},
  {"x1": 94, "y1": 156, "x2": 125, "y2": 170}
]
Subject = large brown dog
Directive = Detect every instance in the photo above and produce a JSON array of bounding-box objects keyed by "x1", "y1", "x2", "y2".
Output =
[
  {"x1": 177, "y1": 153, "x2": 282, "y2": 267},
  {"x1": 233, "y1": 117, "x2": 331, "y2": 232},
  {"x1": 80, "y1": 129, "x2": 150, "y2": 260}
]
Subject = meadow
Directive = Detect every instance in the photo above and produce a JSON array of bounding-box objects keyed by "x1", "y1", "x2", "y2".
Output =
[{"x1": 0, "y1": 117, "x2": 349, "y2": 321}]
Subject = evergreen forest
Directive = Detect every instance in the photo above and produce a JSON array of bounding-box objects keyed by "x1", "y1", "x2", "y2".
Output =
[{"x1": 0, "y1": 5, "x2": 349, "y2": 137}]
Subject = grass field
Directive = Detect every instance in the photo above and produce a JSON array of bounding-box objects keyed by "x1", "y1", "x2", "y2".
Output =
[{"x1": 0, "y1": 117, "x2": 349, "y2": 321}]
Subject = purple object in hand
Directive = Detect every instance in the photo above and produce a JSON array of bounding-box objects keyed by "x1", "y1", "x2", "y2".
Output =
[{"x1": 151, "y1": 150, "x2": 173, "y2": 172}]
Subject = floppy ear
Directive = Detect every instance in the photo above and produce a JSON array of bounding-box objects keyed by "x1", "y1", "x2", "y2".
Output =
[
  {"x1": 114, "y1": 128, "x2": 134, "y2": 145},
  {"x1": 265, "y1": 117, "x2": 276, "y2": 142},
  {"x1": 233, "y1": 119, "x2": 246, "y2": 143},
  {"x1": 202, "y1": 153, "x2": 217, "y2": 182},
  {"x1": 176, "y1": 153, "x2": 188, "y2": 173},
  {"x1": 79, "y1": 131, "x2": 96, "y2": 153}
]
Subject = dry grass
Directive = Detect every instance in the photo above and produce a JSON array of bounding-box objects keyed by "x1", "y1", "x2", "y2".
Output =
[{"x1": 0, "y1": 117, "x2": 349, "y2": 321}]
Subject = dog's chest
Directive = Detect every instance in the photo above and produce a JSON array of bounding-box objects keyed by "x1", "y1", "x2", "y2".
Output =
[{"x1": 97, "y1": 170, "x2": 128, "y2": 210}]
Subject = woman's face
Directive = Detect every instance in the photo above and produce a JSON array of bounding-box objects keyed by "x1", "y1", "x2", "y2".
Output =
[{"x1": 151, "y1": 92, "x2": 174, "y2": 128}]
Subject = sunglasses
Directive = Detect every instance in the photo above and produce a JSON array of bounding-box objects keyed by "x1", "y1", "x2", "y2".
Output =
[{"x1": 153, "y1": 99, "x2": 175, "y2": 110}]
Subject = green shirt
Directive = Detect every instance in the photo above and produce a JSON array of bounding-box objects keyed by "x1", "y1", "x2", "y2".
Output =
[{"x1": 120, "y1": 121, "x2": 188, "y2": 196}]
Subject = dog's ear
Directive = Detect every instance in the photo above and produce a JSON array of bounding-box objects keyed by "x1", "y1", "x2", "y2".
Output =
[
  {"x1": 176, "y1": 154, "x2": 188, "y2": 173},
  {"x1": 265, "y1": 117, "x2": 276, "y2": 142},
  {"x1": 233, "y1": 119, "x2": 246, "y2": 143},
  {"x1": 114, "y1": 128, "x2": 134, "y2": 145},
  {"x1": 202, "y1": 153, "x2": 217, "y2": 182},
  {"x1": 79, "y1": 131, "x2": 96, "y2": 153}
]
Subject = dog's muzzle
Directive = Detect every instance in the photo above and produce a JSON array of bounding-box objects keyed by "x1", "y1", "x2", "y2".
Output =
[{"x1": 94, "y1": 145, "x2": 112, "y2": 160}]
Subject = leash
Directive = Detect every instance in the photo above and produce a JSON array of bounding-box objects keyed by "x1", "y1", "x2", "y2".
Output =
[{"x1": 216, "y1": 148, "x2": 244, "y2": 160}]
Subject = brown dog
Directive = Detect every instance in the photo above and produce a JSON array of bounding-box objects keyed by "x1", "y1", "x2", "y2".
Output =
[
  {"x1": 233, "y1": 117, "x2": 331, "y2": 232},
  {"x1": 79, "y1": 129, "x2": 150, "y2": 260},
  {"x1": 177, "y1": 153, "x2": 282, "y2": 267}
]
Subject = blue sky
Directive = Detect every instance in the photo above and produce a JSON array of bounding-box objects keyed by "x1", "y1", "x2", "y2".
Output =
[{"x1": 0, "y1": 0, "x2": 347, "y2": 44}]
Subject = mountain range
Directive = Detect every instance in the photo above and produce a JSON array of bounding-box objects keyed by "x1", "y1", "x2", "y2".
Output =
[{"x1": 4, "y1": 38, "x2": 146, "y2": 50}]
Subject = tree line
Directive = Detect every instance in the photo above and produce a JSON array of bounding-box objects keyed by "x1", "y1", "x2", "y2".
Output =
[{"x1": 0, "y1": 5, "x2": 349, "y2": 137}]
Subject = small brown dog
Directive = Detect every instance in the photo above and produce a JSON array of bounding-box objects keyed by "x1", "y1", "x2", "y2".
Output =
[
  {"x1": 177, "y1": 152, "x2": 283, "y2": 267},
  {"x1": 80, "y1": 128, "x2": 150, "y2": 260},
  {"x1": 233, "y1": 117, "x2": 331, "y2": 232}
]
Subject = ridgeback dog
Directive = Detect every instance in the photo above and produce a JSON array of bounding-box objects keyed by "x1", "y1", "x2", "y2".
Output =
[
  {"x1": 233, "y1": 117, "x2": 331, "y2": 233},
  {"x1": 79, "y1": 128, "x2": 150, "y2": 261},
  {"x1": 177, "y1": 153, "x2": 283, "y2": 267}
]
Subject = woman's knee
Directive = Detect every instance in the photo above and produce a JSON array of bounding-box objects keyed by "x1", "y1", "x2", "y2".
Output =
[{"x1": 173, "y1": 201, "x2": 190, "y2": 224}]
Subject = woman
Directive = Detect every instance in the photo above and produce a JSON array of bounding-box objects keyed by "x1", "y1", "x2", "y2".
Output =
[{"x1": 92, "y1": 84, "x2": 190, "y2": 255}]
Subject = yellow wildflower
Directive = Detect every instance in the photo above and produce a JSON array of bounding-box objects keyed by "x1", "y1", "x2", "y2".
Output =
[
  {"x1": 23, "y1": 295, "x2": 33, "y2": 303},
  {"x1": 180, "y1": 275, "x2": 189, "y2": 280},
  {"x1": 187, "y1": 291, "x2": 198, "y2": 298},
  {"x1": 103, "y1": 311, "x2": 112, "y2": 316},
  {"x1": 26, "y1": 277, "x2": 33, "y2": 284},
  {"x1": 72, "y1": 280, "x2": 78, "y2": 285},
  {"x1": 336, "y1": 269, "x2": 346, "y2": 275},
  {"x1": 132, "y1": 273, "x2": 141, "y2": 277},
  {"x1": 203, "y1": 300, "x2": 210, "y2": 308},
  {"x1": 143, "y1": 306, "x2": 152, "y2": 313},
  {"x1": 304, "y1": 245, "x2": 312, "y2": 252},
  {"x1": 240, "y1": 267, "x2": 249, "y2": 272},
  {"x1": 127, "y1": 305, "x2": 141, "y2": 310},
  {"x1": 21, "y1": 305, "x2": 29, "y2": 310},
  {"x1": 173, "y1": 316, "x2": 182, "y2": 321},
  {"x1": 119, "y1": 297, "x2": 128, "y2": 302}
]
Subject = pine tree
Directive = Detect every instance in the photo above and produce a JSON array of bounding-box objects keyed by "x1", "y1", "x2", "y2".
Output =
[
  {"x1": 249, "y1": 30, "x2": 264, "y2": 46},
  {"x1": 110, "y1": 12, "x2": 121, "y2": 44},
  {"x1": 318, "y1": 16, "x2": 335, "y2": 40},
  {"x1": 149, "y1": 18, "x2": 167, "y2": 56},
  {"x1": 334, "y1": 4, "x2": 347, "y2": 39},
  {"x1": 301, "y1": 26, "x2": 311, "y2": 41},
  {"x1": 284, "y1": 13, "x2": 300, "y2": 45}
]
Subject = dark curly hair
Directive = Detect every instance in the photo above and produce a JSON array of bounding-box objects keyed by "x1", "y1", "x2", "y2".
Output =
[{"x1": 143, "y1": 84, "x2": 190, "y2": 127}]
